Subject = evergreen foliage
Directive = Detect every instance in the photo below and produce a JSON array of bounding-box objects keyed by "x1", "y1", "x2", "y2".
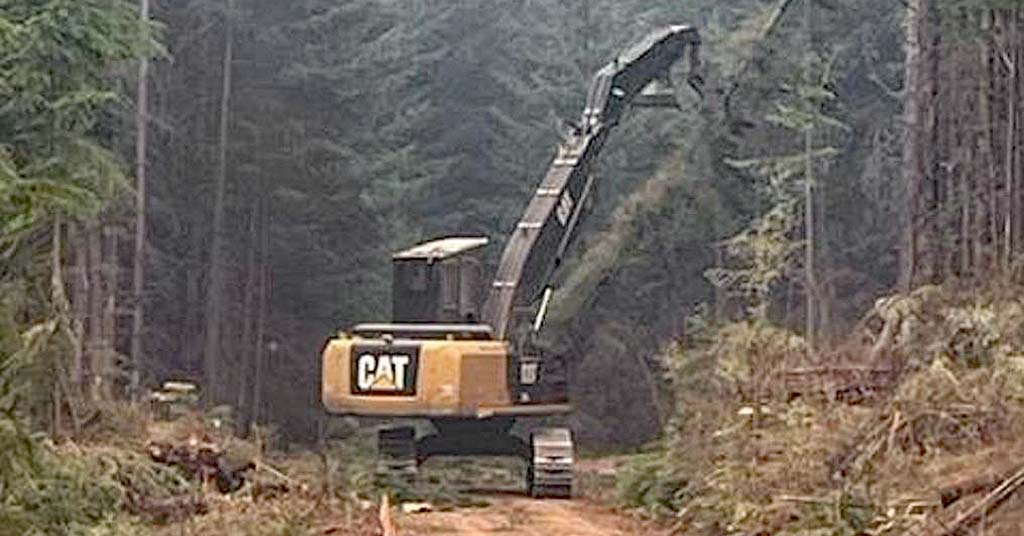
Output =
[
  {"x1": 0, "y1": 3, "x2": 157, "y2": 529},
  {"x1": 0, "y1": 0, "x2": 154, "y2": 271},
  {"x1": 0, "y1": 0, "x2": 155, "y2": 426}
]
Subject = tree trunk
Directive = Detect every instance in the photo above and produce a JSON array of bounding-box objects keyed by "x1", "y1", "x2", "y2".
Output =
[
  {"x1": 1014, "y1": 10, "x2": 1023, "y2": 266},
  {"x1": 714, "y1": 243, "x2": 725, "y2": 323},
  {"x1": 954, "y1": 45, "x2": 970, "y2": 276},
  {"x1": 102, "y1": 225, "x2": 119, "y2": 397},
  {"x1": 87, "y1": 224, "x2": 107, "y2": 400},
  {"x1": 185, "y1": 228, "x2": 202, "y2": 374},
  {"x1": 204, "y1": 0, "x2": 234, "y2": 404},
  {"x1": 52, "y1": 217, "x2": 82, "y2": 436},
  {"x1": 51, "y1": 217, "x2": 65, "y2": 438},
  {"x1": 68, "y1": 223, "x2": 88, "y2": 397},
  {"x1": 803, "y1": 0, "x2": 817, "y2": 348},
  {"x1": 817, "y1": 189, "x2": 834, "y2": 346},
  {"x1": 1003, "y1": 10, "x2": 1017, "y2": 272},
  {"x1": 130, "y1": 0, "x2": 150, "y2": 400},
  {"x1": 804, "y1": 130, "x2": 817, "y2": 348},
  {"x1": 977, "y1": 12, "x2": 997, "y2": 277},
  {"x1": 923, "y1": 18, "x2": 941, "y2": 282},
  {"x1": 251, "y1": 195, "x2": 269, "y2": 428},
  {"x1": 236, "y1": 200, "x2": 258, "y2": 436},
  {"x1": 50, "y1": 380, "x2": 61, "y2": 439},
  {"x1": 1011, "y1": 12, "x2": 1019, "y2": 268},
  {"x1": 900, "y1": 0, "x2": 927, "y2": 291},
  {"x1": 252, "y1": 253, "x2": 267, "y2": 428}
]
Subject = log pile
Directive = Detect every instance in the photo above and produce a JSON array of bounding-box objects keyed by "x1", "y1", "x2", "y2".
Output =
[
  {"x1": 780, "y1": 366, "x2": 896, "y2": 404},
  {"x1": 146, "y1": 437, "x2": 255, "y2": 494}
]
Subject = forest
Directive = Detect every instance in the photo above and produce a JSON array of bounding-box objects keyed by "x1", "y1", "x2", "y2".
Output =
[{"x1": 3, "y1": 0, "x2": 1024, "y2": 534}]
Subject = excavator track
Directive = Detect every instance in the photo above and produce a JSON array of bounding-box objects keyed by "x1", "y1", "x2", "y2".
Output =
[
  {"x1": 528, "y1": 428, "x2": 574, "y2": 498},
  {"x1": 376, "y1": 426, "x2": 417, "y2": 483}
]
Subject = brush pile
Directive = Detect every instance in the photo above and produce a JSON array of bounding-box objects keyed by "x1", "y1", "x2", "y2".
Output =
[
  {"x1": 145, "y1": 436, "x2": 256, "y2": 494},
  {"x1": 0, "y1": 401, "x2": 387, "y2": 535},
  {"x1": 0, "y1": 427, "x2": 196, "y2": 533},
  {"x1": 620, "y1": 284, "x2": 1024, "y2": 535}
]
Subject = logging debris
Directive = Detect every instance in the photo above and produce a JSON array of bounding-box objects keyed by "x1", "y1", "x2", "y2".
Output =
[
  {"x1": 146, "y1": 437, "x2": 255, "y2": 494},
  {"x1": 625, "y1": 284, "x2": 1024, "y2": 535}
]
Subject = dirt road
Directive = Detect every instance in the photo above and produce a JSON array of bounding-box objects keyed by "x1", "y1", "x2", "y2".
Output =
[
  {"x1": 396, "y1": 457, "x2": 665, "y2": 536},
  {"x1": 398, "y1": 494, "x2": 662, "y2": 536}
]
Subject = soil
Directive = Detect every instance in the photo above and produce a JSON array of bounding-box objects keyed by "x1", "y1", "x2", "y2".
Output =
[
  {"x1": 399, "y1": 494, "x2": 665, "y2": 536},
  {"x1": 397, "y1": 457, "x2": 666, "y2": 536}
]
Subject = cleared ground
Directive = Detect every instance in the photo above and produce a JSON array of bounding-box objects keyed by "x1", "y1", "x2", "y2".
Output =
[
  {"x1": 397, "y1": 457, "x2": 665, "y2": 536},
  {"x1": 400, "y1": 494, "x2": 664, "y2": 536}
]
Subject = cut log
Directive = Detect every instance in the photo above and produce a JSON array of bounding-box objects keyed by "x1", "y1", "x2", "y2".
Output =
[
  {"x1": 145, "y1": 439, "x2": 255, "y2": 493},
  {"x1": 917, "y1": 462, "x2": 1024, "y2": 536},
  {"x1": 938, "y1": 465, "x2": 1017, "y2": 507}
]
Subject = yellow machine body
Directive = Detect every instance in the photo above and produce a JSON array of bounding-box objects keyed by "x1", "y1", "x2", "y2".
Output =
[{"x1": 321, "y1": 332, "x2": 507, "y2": 418}]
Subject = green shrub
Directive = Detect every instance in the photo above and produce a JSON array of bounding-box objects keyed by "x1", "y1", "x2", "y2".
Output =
[
  {"x1": 616, "y1": 453, "x2": 691, "y2": 514},
  {"x1": 0, "y1": 439, "x2": 191, "y2": 535}
]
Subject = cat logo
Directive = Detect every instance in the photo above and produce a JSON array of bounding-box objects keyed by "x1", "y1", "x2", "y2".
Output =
[{"x1": 351, "y1": 345, "x2": 419, "y2": 395}]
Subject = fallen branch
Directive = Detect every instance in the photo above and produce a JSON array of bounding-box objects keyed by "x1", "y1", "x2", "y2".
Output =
[
  {"x1": 916, "y1": 462, "x2": 1024, "y2": 536},
  {"x1": 776, "y1": 494, "x2": 874, "y2": 509},
  {"x1": 938, "y1": 465, "x2": 1018, "y2": 507},
  {"x1": 780, "y1": 366, "x2": 896, "y2": 404},
  {"x1": 255, "y1": 459, "x2": 297, "y2": 486}
]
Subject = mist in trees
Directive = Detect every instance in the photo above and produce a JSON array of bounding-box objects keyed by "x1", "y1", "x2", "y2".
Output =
[{"x1": 2, "y1": 0, "x2": 1023, "y2": 447}]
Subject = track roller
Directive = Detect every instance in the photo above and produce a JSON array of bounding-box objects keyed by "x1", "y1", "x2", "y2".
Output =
[
  {"x1": 527, "y1": 427, "x2": 574, "y2": 498},
  {"x1": 376, "y1": 426, "x2": 417, "y2": 483}
]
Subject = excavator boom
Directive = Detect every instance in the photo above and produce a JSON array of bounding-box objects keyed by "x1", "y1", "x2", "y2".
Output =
[{"x1": 481, "y1": 25, "x2": 702, "y2": 341}]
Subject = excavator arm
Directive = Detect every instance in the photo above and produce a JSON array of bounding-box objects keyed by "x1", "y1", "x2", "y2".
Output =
[{"x1": 480, "y1": 25, "x2": 703, "y2": 342}]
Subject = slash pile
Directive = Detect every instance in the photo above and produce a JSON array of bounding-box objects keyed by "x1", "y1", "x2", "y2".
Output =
[{"x1": 620, "y1": 284, "x2": 1024, "y2": 535}]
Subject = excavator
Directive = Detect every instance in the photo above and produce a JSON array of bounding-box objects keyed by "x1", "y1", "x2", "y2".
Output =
[{"x1": 321, "y1": 25, "x2": 703, "y2": 498}]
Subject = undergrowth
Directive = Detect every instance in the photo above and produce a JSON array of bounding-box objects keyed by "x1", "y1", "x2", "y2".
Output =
[
  {"x1": 0, "y1": 411, "x2": 192, "y2": 535},
  {"x1": 618, "y1": 283, "x2": 1024, "y2": 534},
  {"x1": 0, "y1": 390, "x2": 381, "y2": 535}
]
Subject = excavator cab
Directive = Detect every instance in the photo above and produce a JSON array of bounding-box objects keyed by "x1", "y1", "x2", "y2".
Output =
[
  {"x1": 392, "y1": 236, "x2": 568, "y2": 405},
  {"x1": 391, "y1": 237, "x2": 488, "y2": 324}
]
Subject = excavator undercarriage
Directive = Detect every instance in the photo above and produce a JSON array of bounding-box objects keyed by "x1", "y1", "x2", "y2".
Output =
[
  {"x1": 374, "y1": 419, "x2": 573, "y2": 498},
  {"x1": 321, "y1": 25, "x2": 703, "y2": 499}
]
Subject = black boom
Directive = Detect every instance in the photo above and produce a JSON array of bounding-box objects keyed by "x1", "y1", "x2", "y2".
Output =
[{"x1": 480, "y1": 25, "x2": 703, "y2": 341}]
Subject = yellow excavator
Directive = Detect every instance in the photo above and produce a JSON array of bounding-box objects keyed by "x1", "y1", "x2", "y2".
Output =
[{"x1": 321, "y1": 25, "x2": 703, "y2": 498}]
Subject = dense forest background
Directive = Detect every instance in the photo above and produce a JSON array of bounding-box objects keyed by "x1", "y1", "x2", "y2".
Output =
[{"x1": 3, "y1": 0, "x2": 1023, "y2": 448}]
